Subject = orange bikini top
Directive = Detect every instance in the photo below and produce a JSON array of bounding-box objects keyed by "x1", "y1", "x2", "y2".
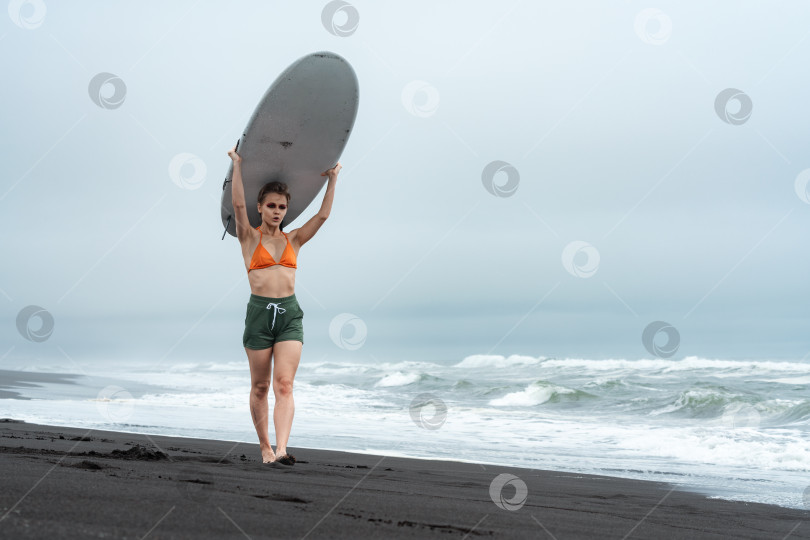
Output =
[{"x1": 248, "y1": 226, "x2": 297, "y2": 272}]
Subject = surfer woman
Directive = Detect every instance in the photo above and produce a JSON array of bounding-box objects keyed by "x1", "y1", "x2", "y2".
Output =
[{"x1": 228, "y1": 143, "x2": 341, "y2": 465}]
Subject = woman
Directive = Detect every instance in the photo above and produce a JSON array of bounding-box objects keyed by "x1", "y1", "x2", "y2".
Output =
[{"x1": 227, "y1": 143, "x2": 341, "y2": 465}]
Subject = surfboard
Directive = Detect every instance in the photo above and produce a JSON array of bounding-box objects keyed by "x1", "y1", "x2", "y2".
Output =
[{"x1": 220, "y1": 51, "x2": 359, "y2": 238}]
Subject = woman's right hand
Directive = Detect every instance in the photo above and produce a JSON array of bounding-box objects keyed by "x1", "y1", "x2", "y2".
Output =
[{"x1": 227, "y1": 143, "x2": 242, "y2": 164}]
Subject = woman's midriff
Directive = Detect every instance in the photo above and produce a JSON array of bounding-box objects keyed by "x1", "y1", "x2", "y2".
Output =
[{"x1": 247, "y1": 266, "x2": 296, "y2": 298}]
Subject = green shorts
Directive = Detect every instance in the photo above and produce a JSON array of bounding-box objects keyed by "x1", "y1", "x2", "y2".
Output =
[{"x1": 243, "y1": 293, "x2": 304, "y2": 350}]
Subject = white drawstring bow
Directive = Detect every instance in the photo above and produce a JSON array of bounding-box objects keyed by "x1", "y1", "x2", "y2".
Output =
[{"x1": 265, "y1": 302, "x2": 287, "y2": 330}]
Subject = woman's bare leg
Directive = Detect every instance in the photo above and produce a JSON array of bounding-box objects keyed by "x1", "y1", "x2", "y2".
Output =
[
  {"x1": 245, "y1": 346, "x2": 276, "y2": 463},
  {"x1": 271, "y1": 340, "x2": 302, "y2": 457}
]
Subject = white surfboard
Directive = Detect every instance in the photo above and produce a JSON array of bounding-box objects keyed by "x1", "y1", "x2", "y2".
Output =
[{"x1": 220, "y1": 51, "x2": 359, "y2": 238}]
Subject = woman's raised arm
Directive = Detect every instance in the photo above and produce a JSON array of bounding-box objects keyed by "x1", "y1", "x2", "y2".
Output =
[
  {"x1": 293, "y1": 163, "x2": 343, "y2": 247},
  {"x1": 227, "y1": 143, "x2": 252, "y2": 241}
]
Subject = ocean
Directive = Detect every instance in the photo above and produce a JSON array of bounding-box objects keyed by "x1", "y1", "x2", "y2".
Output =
[{"x1": 2, "y1": 354, "x2": 809, "y2": 510}]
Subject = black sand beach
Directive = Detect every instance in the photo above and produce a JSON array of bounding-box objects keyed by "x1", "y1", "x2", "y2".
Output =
[{"x1": 0, "y1": 418, "x2": 807, "y2": 539}]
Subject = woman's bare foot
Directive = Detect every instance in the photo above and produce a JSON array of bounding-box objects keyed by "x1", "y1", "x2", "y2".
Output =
[
  {"x1": 260, "y1": 443, "x2": 276, "y2": 463},
  {"x1": 274, "y1": 448, "x2": 296, "y2": 466}
]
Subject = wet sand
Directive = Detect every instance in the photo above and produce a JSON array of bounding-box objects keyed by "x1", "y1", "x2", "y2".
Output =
[{"x1": 0, "y1": 418, "x2": 807, "y2": 539}]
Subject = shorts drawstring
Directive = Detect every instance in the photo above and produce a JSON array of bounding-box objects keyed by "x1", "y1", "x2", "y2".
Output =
[{"x1": 266, "y1": 302, "x2": 287, "y2": 330}]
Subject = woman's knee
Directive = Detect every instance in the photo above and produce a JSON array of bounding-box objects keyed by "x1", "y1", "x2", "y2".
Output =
[
  {"x1": 252, "y1": 380, "x2": 271, "y2": 396},
  {"x1": 273, "y1": 377, "x2": 294, "y2": 397}
]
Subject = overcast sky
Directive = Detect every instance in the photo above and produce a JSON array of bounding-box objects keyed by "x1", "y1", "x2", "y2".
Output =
[{"x1": 2, "y1": 0, "x2": 809, "y2": 369}]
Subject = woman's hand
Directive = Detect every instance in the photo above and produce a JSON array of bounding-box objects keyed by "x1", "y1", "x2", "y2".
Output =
[
  {"x1": 227, "y1": 143, "x2": 242, "y2": 165},
  {"x1": 321, "y1": 162, "x2": 342, "y2": 178}
]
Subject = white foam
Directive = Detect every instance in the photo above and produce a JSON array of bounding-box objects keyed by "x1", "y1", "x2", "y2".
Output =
[
  {"x1": 311, "y1": 364, "x2": 370, "y2": 376},
  {"x1": 375, "y1": 371, "x2": 421, "y2": 387},
  {"x1": 540, "y1": 356, "x2": 810, "y2": 374},
  {"x1": 375, "y1": 360, "x2": 442, "y2": 371},
  {"x1": 489, "y1": 382, "x2": 575, "y2": 407},
  {"x1": 454, "y1": 354, "x2": 544, "y2": 369},
  {"x1": 619, "y1": 425, "x2": 810, "y2": 471},
  {"x1": 761, "y1": 375, "x2": 810, "y2": 385}
]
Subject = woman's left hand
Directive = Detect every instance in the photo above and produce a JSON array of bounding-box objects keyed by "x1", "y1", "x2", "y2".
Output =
[{"x1": 321, "y1": 162, "x2": 342, "y2": 178}]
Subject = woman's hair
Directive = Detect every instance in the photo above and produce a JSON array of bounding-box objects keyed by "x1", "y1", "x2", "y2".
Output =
[{"x1": 257, "y1": 181, "x2": 291, "y2": 205}]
